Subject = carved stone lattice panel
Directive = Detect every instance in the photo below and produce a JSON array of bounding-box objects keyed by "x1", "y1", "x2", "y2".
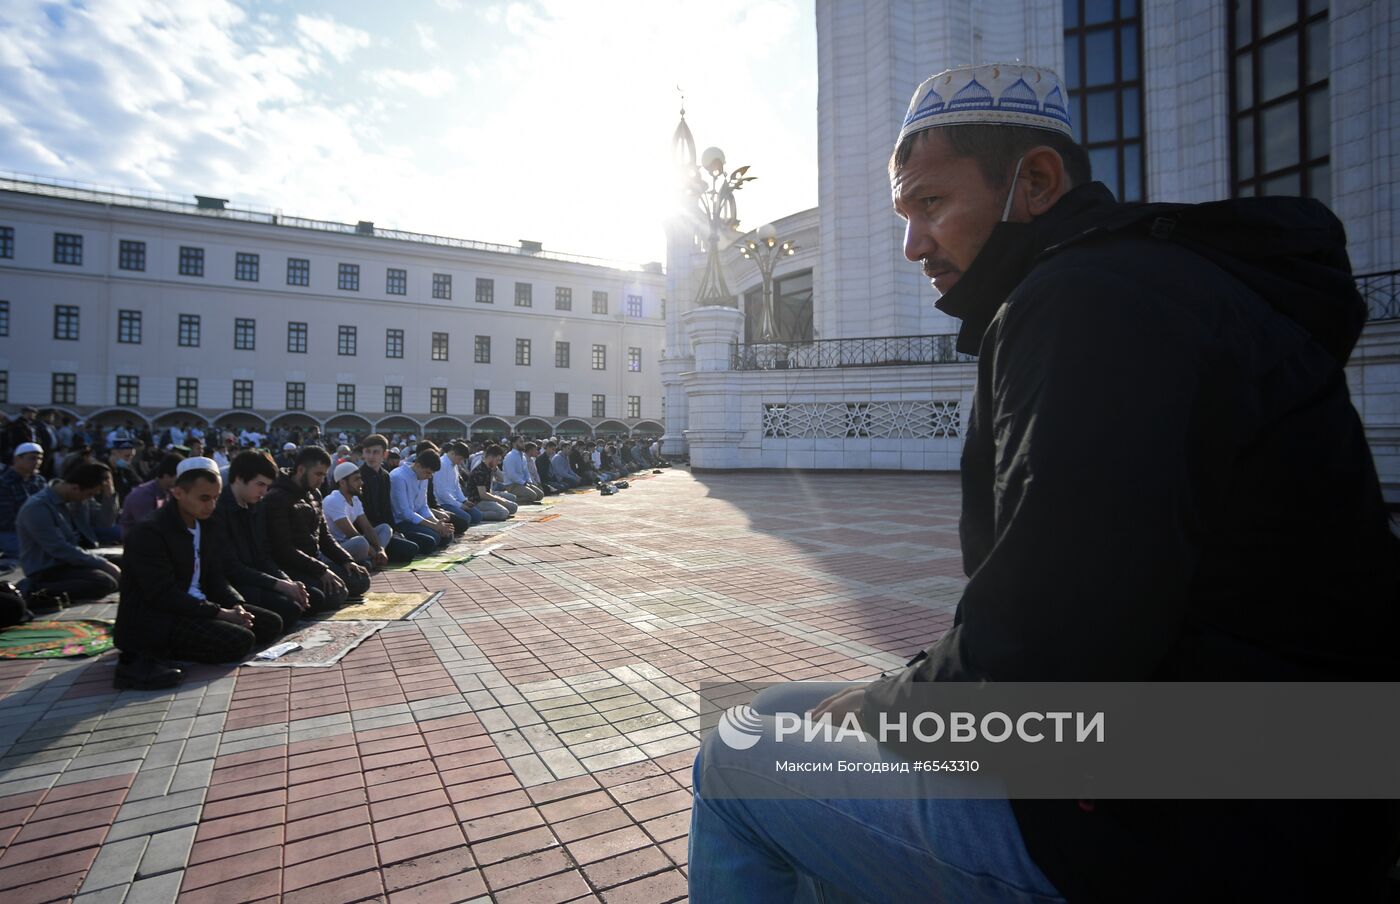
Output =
[{"x1": 762, "y1": 401, "x2": 961, "y2": 439}]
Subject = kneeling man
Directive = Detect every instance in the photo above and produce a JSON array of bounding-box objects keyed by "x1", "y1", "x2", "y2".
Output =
[{"x1": 115, "y1": 457, "x2": 282, "y2": 688}]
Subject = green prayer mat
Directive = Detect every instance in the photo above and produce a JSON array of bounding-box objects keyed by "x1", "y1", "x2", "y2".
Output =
[{"x1": 0, "y1": 619, "x2": 115, "y2": 659}]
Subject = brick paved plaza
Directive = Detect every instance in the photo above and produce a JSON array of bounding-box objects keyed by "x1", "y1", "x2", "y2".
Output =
[{"x1": 0, "y1": 469, "x2": 965, "y2": 903}]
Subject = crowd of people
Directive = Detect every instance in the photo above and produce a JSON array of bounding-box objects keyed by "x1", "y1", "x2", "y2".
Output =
[{"x1": 0, "y1": 408, "x2": 670, "y2": 689}]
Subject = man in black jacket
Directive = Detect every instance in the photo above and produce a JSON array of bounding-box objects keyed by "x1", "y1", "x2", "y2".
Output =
[
  {"x1": 210, "y1": 449, "x2": 311, "y2": 632},
  {"x1": 689, "y1": 63, "x2": 1400, "y2": 904},
  {"x1": 115, "y1": 457, "x2": 282, "y2": 689},
  {"x1": 263, "y1": 446, "x2": 370, "y2": 612},
  {"x1": 356, "y1": 434, "x2": 423, "y2": 562}
]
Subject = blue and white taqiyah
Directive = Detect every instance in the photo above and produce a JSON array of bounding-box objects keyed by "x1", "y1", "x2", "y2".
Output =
[{"x1": 898, "y1": 63, "x2": 1074, "y2": 145}]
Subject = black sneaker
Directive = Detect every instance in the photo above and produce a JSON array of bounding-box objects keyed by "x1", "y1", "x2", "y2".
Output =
[
  {"x1": 25, "y1": 589, "x2": 70, "y2": 614},
  {"x1": 113, "y1": 655, "x2": 183, "y2": 691}
]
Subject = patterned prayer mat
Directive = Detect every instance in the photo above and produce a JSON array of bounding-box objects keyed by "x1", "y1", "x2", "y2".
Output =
[
  {"x1": 319, "y1": 591, "x2": 441, "y2": 622},
  {"x1": 0, "y1": 619, "x2": 115, "y2": 659},
  {"x1": 242, "y1": 620, "x2": 385, "y2": 668},
  {"x1": 383, "y1": 550, "x2": 477, "y2": 573}
]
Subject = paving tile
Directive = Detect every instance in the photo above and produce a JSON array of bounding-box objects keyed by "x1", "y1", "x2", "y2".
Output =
[
  {"x1": 136, "y1": 824, "x2": 198, "y2": 878},
  {"x1": 600, "y1": 868, "x2": 689, "y2": 903}
]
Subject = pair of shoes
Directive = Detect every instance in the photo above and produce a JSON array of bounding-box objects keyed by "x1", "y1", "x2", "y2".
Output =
[
  {"x1": 600, "y1": 485, "x2": 618, "y2": 496},
  {"x1": 615, "y1": 481, "x2": 630, "y2": 489},
  {"x1": 113, "y1": 655, "x2": 183, "y2": 690},
  {"x1": 653, "y1": 469, "x2": 662, "y2": 474},
  {"x1": 25, "y1": 589, "x2": 71, "y2": 614}
]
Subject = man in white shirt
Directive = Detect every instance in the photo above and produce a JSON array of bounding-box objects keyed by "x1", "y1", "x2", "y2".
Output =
[
  {"x1": 323, "y1": 462, "x2": 390, "y2": 568},
  {"x1": 433, "y1": 443, "x2": 482, "y2": 528},
  {"x1": 501, "y1": 437, "x2": 544, "y2": 503}
]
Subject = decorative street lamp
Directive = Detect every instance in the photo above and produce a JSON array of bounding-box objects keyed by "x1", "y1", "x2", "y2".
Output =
[
  {"x1": 677, "y1": 132, "x2": 756, "y2": 307},
  {"x1": 738, "y1": 223, "x2": 798, "y2": 342}
]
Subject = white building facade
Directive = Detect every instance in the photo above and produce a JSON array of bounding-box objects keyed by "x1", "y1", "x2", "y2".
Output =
[
  {"x1": 0, "y1": 177, "x2": 667, "y2": 441},
  {"x1": 667, "y1": 0, "x2": 1399, "y2": 490}
]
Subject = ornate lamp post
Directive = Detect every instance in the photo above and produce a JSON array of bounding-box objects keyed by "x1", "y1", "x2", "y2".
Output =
[
  {"x1": 682, "y1": 145, "x2": 756, "y2": 306},
  {"x1": 738, "y1": 223, "x2": 799, "y2": 342}
]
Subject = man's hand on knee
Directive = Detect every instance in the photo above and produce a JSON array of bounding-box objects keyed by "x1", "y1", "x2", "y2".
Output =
[{"x1": 811, "y1": 686, "x2": 866, "y2": 723}]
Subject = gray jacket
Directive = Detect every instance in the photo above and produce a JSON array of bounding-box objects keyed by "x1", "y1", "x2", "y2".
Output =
[{"x1": 16, "y1": 487, "x2": 108, "y2": 576}]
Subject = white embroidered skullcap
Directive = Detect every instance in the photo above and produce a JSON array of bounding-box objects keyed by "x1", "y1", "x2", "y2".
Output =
[
  {"x1": 175, "y1": 456, "x2": 220, "y2": 478},
  {"x1": 898, "y1": 63, "x2": 1073, "y2": 147}
]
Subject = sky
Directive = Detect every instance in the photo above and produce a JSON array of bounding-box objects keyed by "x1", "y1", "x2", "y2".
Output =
[{"x1": 0, "y1": 0, "x2": 818, "y2": 266}]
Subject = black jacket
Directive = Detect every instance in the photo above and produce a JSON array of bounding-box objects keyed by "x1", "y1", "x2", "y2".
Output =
[
  {"x1": 861, "y1": 184, "x2": 1400, "y2": 903},
  {"x1": 262, "y1": 472, "x2": 352, "y2": 577},
  {"x1": 116, "y1": 502, "x2": 242, "y2": 654},
  {"x1": 210, "y1": 484, "x2": 288, "y2": 592},
  {"x1": 359, "y1": 463, "x2": 394, "y2": 527}
]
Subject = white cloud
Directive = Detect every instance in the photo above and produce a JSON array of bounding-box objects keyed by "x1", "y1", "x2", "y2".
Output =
[
  {"x1": 434, "y1": 0, "x2": 464, "y2": 10},
  {"x1": 367, "y1": 66, "x2": 457, "y2": 98},
  {"x1": 294, "y1": 13, "x2": 369, "y2": 63},
  {"x1": 414, "y1": 22, "x2": 438, "y2": 53}
]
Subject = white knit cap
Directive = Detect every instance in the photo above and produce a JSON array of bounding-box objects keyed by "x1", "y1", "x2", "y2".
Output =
[{"x1": 898, "y1": 63, "x2": 1073, "y2": 147}]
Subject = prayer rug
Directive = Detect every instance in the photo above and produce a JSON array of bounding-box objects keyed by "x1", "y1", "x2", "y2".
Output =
[
  {"x1": 383, "y1": 550, "x2": 477, "y2": 573},
  {"x1": 530, "y1": 513, "x2": 561, "y2": 523},
  {"x1": 0, "y1": 619, "x2": 115, "y2": 659},
  {"x1": 319, "y1": 590, "x2": 441, "y2": 622},
  {"x1": 243, "y1": 620, "x2": 385, "y2": 668}
]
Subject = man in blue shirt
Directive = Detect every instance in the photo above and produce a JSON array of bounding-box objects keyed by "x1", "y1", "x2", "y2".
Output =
[
  {"x1": 500, "y1": 437, "x2": 544, "y2": 503},
  {"x1": 390, "y1": 449, "x2": 453, "y2": 552},
  {"x1": 16, "y1": 460, "x2": 121, "y2": 603}
]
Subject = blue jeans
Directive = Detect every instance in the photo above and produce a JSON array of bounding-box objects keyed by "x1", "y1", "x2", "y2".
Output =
[
  {"x1": 438, "y1": 500, "x2": 482, "y2": 529},
  {"x1": 0, "y1": 531, "x2": 18, "y2": 557},
  {"x1": 689, "y1": 683, "x2": 1066, "y2": 904},
  {"x1": 396, "y1": 520, "x2": 448, "y2": 554}
]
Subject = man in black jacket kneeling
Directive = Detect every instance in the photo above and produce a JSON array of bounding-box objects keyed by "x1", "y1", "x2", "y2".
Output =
[{"x1": 115, "y1": 457, "x2": 282, "y2": 689}]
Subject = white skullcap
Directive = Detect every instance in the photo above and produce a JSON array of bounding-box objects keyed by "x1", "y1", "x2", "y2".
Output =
[
  {"x1": 333, "y1": 461, "x2": 360, "y2": 483},
  {"x1": 14, "y1": 442, "x2": 43, "y2": 457},
  {"x1": 175, "y1": 456, "x2": 220, "y2": 478},
  {"x1": 898, "y1": 63, "x2": 1073, "y2": 148},
  {"x1": 283, "y1": 442, "x2": 297, "y2": 451}
]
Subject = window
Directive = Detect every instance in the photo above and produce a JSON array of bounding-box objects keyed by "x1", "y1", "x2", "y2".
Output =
[
  {"x1": 628, "y1": 395, "x2": 641, "y2": 419},
  {"x1": 515, "y1": 391, "x2": 531, "y2": 416},
  {"x1": 474, "y1": 335, "x2": 491, "y2": 364},
  {"x1": 54, "y1": 305, "x2": 79, "y2": 340},
  {"x1": 430, "y1": 387, "x2": 447, "y2": 414},
  {"x1": 433, "y1": 273, "x2": 452, "y2": 300},
  {"x1": 592, "y1": 290, "x2": 608, "y2": 314},
  {"x1": 286, "y1": 382, "x2": 305, "y2": 410},
  {"x1": 1063, "y1": 0, "x2": 1146, "y2": 201},
  {"x1": 118, "y1": 240, "x2": 146, "y2": 271},
  {"x1": 555, "y1": 341, "x2": 570, "y2": 368},
  {"x1": 336, "y1": 383, "x2": 356, "y2": 412},
  {"x1": 745, "y1": 269, "x2": 815, "y2": 343},
  {"x1": 515, "y1": 282, "x2": 533, "y2": 307},
  {"x1": 628, "y1": 346, "x2": 641, "y2": 372},
  {"x1": 592, "y1": 344, "x2": 606, "y2": 370},
  {"x1": 554, "y1": 392, "x2": 568, "y2": 417},
  {"x1": 52, "y1": 373, "x2": 77, "y2": 405},
  {"x1": 626, "y1": 294, "x2": 643, "y2": 318},
  {"x1": 234, "y1": 318, "x2": 256, "y2": 350},
  {"x1": 0, "y1": 371, "x2": 6, "y2": 403},
  {"x1": 235, "y1": 252, "x2": 259, "y2": 281},
  {"x1": 1228, "y1": 0, "x2": 1331, "y2": 202},
  {"x1": 386, "y1": 268, "x2": 407, "y2": 295},
  {"x1": 592, "y1": 394, "x2": 606, "y2": 418},
  {"x1": 233, "y1": 380, "x2": 254, "y2": 409},
  {"x1": 385, "y1": 385, "x2": 403, "y2": 413},
  {"x1": 338, "y1": 263, "x2": 360, "y2": 291},
  {"x1": 179, "y1": 314, "x2": 201, "y2": 347},
  {"x1": 53, "y1": 233, "x2": 82, "y2": 265},
  {"x1": 287, "y1": 257, "x2": 310, "y2": 286},
  {"x1": 179, "y1": 246, "x2": 204, "y2": 277},
  {"x1": 118, "y1": 309, "x2": 142, "y2": 344},
  {"x1": 386, "y1": 328, "x2": 404, "y2": 359},
  {"x1": 287, "y1": 321, "x2": 307, "y2": 353},
  {"x1": 0, "y1": 226, "x2": 12, "y2": 259},
  {"x1": 0, "y1": 301, "x2": 8, "y2": 336},
  {"x1": 116, "y1": 375, "x2": 140, "y2": 407},
  {"x1": 432, "y1": 332, "x2": 450, "y2": 361},
  {"x1": 473, "y1": 389, "x2": 489, "y2": 415},
  {"x1": 338, "y1": 325, "x2": 357, "y2": 356},
  {"x1": 176, "y1": 377, "x2": 198, "y2": 408},
  {"x1": 475, "y1": 278, "x2": 494, "y2": 304},
  {"x1": 555, "y1": 287, "x2": 572, "y2": 310},
  {"x1": 515, "y1": 338, "x2": 531, "y2": 366}
]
